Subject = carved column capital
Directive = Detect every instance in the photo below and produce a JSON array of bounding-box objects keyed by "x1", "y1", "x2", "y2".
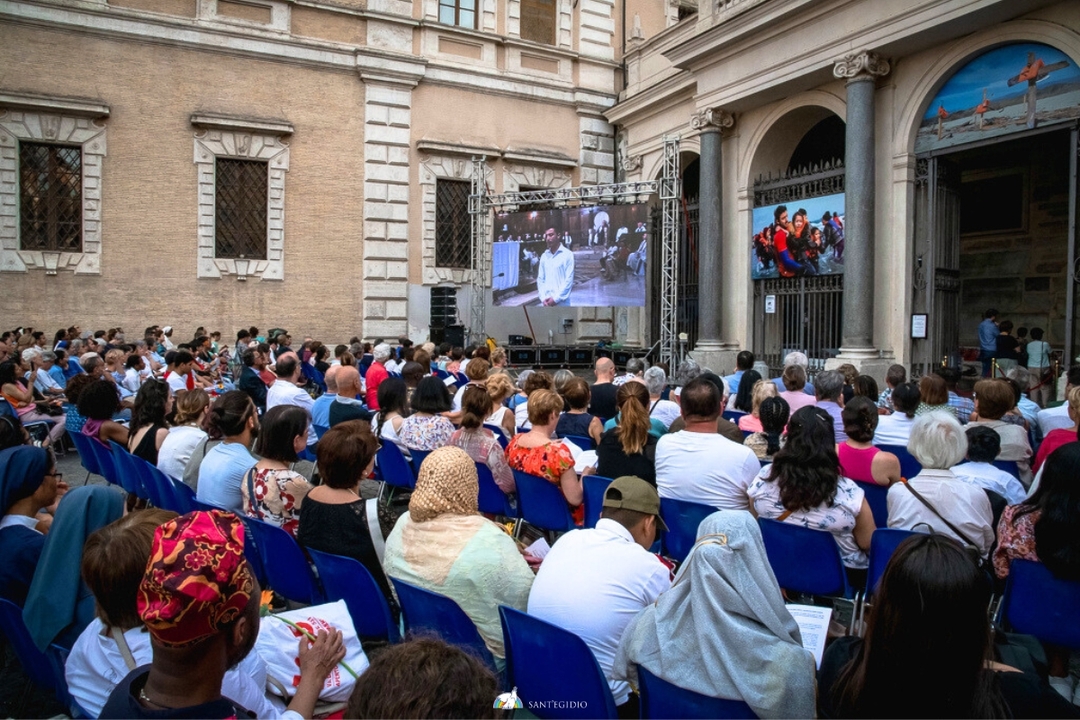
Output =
[
  {"x1": 690, "y1": 107, "x2": 735, "y2": 133},
  {"x1": 833, "y1": 51, "x2": 890, "y2": 83}
]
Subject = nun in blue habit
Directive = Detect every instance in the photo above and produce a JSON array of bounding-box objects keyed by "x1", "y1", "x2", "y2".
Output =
[{"x1": 0, "y1": 446, "x2": 59, "y2": 604}]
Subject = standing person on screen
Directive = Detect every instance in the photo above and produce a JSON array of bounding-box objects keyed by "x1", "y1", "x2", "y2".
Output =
[{"x1": 538, "y1": 227, "x2": 575, "y2": 306}]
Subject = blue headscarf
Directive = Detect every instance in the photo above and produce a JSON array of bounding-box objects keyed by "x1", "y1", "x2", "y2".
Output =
[
  {"x1": 22, "y1": 485, "x2": 125, "y2": 650},
  {"x1": 0, "y1": 445, "x2": 49, "y2": 514}
]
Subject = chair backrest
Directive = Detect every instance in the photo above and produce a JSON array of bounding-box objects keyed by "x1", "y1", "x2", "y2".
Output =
[
  {"x1": 391, "y1": 578, "x2": 494, "y2": 669},
  {"x1": 376, "y1": 442, "x2": 416, "y2": 490},
  {"x1": 313, "y1": 423, "x2": 330, "y2": 440},
  {"x1": 483, "y1": 424, "x2": 510, "y2": 449},
  {"x1": 69, "y1": 431, "x2": 102, "y2": 478},
  {"x1": 308, "y1": 548, "x2": 400, "y2": 643},
  {"x1": 108, "y1": 441, "x2": 146, "y2": 498},
  {"x1": 721, "y1": 410, "x2": 746, "y2": 424},
  {"x1": 243, "y1": 518, "x2": 322, "y2": 604},
  {"x1": 0, "y1": 598, "x2": 58, "y2": 693},
  {"x1": 582, "y1": 475, "x2": 612, "y2": 529},
  {"x1": 409, "y1": 448, "x2": 432, "y2": 478},
  {"x1": 660, "y1": 497, "x2": 719, "y2": 563},
  {"x1": 89, "y1": 438, "x2": 119, "y2": 486},
  {"x1": 877, "y1": 444, "x2": 922, "y2": 480},
  {"x1": 129, "y1": 453, "x2": 167, "y2": 508},
  {"x1": 499, "y1": 606, "x2": 618, "y2": 719},
  {"x1": 476, "y1": 462, "x2": 515, "y2": 518},
  {"x1": 1001, "y1": 559, "x2": 1080, "y2": 651},
  {"x1": 865, "y1": 528, "x2": 918, "y2": 596},
  {"x1": 167, "y1": 475, "x2": 198, "y2": 514},
  {"x1": 860, "y1": 482, "x2": 889, "y2": 529},
  {"x1": 512, "y1": 469, "x2": 576, "y2": 533},
  {"x1": 637, "y1": 664, "x2": 756, "y2": 719},
  {"x1": 991, "y1": 459, "x2": 1021, "y2": 480},
  {"x1": 757, "y1": 518, "x2": 852, "y2": 598},
  {"x1": 563, "y1": 434, "x2": 595, "y2": 452}
]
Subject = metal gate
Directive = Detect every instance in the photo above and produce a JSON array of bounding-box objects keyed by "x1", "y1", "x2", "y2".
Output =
[{"x1": 752, "y1": 162, "x2": 845, "y2": 376}]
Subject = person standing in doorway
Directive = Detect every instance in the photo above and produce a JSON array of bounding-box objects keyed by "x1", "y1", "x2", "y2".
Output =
[{"x1": 978, "y1": 308, "x2": 998, "y2": 377}]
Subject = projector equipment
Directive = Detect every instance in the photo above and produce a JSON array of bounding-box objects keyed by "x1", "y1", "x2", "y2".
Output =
[{"x1": 508, "y1": 335, "x2": 533, "y2": 346}]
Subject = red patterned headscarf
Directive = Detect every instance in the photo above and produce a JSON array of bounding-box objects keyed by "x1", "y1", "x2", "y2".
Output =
[{"x1": 137, "y1": 510, "x2": 255, "y2": 648}]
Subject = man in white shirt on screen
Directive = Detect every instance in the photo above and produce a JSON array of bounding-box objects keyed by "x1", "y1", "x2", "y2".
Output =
[{"x1": 537, "y1": 227, "x2": 575, "y2": 306}]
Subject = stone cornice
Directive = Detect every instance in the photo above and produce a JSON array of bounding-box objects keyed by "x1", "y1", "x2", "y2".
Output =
[
  {"x1": 190, "y1": 113, "x2": 293, "y2": 135},
  {"x1": 0, "y1": 91, "x2": 110, "y2": 118},
  {"x1": 605, "y1": 71, "x2": 696, "y2": 125},
  {"x1": 416, "y1": 139, "x2": 501, "y2": 157}
]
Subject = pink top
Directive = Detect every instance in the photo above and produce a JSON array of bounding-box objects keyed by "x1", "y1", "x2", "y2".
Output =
[
  {"x1": 837, "y1": 442, "x2": 879, "y2": 485},
  {"x1": 738, "y1": 415, "x2": 763, "y2": 432},
  {"x1": 779, "y1": 390, "x2": 816, "y2": 414}
]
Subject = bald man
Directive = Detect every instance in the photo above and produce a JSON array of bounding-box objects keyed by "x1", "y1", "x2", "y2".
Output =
[
  {"x1": 329, "y1": 365, "x2": 372, "y2": 427},
  {"x1": 589, "y1": 357, "x2": 618, "y2": 419},
  {"x1": 310, "y1": 364, "x2": 341, "y2": 430}
]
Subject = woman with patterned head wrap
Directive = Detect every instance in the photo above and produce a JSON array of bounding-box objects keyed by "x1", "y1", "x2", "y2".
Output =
[{"x1": 382, "y1": 446, "x2": 534, "y2": 665}]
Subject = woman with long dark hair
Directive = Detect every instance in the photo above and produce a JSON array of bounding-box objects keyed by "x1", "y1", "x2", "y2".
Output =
[
  {"x1": 373, "y1": 377, "x2": 410, "y2": 457},
  {"x1": 747, "y1": 405, "x2": 874, "y2": 576},
  {"x1": 819, "y1": 533, "x2": 1076, "y2": 718},
  {"x1": 126, "y1": 379, "x2": 172, "y2": 464},
  {"x1": 731, "y1": 370, "x2": 762, "y2": 414}
]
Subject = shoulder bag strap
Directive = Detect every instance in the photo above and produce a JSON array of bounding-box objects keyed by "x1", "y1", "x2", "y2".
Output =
[
  {"x1": 776, "y1": 508, "x2": 794, "y2": 522},
  {"x1": 901, "y1": 479, "x2": 979, "y2": 548},
  {"x1": 244, "y1": 467, "x2": 258, "y2": 517},
  {"x1": 110, "y1": 627, "x2": 139, "y2": 671},
  {"x1": 365, "y1": 498, "x2": 385, "y2": 564}
]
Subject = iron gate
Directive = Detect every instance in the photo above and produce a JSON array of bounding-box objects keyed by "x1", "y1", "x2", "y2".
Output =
[{"x1": 649, "y1": 199, "x2": 699, "y2": 353}]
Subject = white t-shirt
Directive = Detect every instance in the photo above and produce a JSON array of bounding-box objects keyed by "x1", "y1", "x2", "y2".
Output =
[
  {"x1": 950, "y1": 462, "x2": 1027, "y2": 505},
  {"x1": 1037, "y1": 402, "x2": 1071, "y2": 436},
  {"x1": 887, "y1": 469, "x2": 995, "y2": 556},
  {"x1": 649, "y1": 398, "x2": 681, "y2": 430},
  {"x1": 527, "y1": 520, "x2": 671, "y2": 705},
  {"x1": 266, "y1": 380, "x2": 318, "y2": 445},
  {"x1": 157, "y1": 425, "x2": 209, "y2": 481},
  {"x1": 655, "y1": 430, "x2": 760, "y2": 510},
  {"x1": 872, "y1": 414, "x2": 916, "y2": 447},
  {"x1": 165, "y1": 371, "x2": 193, "y2": 394},
  {"x1": 122, "y1": 367, "x2": 143, "y2": 394},
  {"x1": 514, "y1": 401, "x2": 531, "y2": 431}
]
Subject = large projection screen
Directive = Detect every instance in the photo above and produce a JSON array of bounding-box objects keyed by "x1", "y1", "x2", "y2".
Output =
[{"x1": 491, "y1": 203, "x2": 650, "y2": 307}]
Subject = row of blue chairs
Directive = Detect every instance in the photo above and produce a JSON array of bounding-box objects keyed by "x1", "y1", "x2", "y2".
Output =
[
  {"x1": 0, "y1": 598, "x2": 87, "y2": 718},
  {"x1": 69, "y1": 432, "x2": 199, "y2": 514}
]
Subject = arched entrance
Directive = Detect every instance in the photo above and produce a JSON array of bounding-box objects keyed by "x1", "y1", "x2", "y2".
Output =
[{"x1": 748, "y1": 108, "x2": 847, "y2": 374}]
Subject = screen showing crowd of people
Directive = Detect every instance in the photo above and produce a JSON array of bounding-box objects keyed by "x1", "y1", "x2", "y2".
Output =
[{"x1": 1, "y1": 324, "x2": 1078, "y2": 719}]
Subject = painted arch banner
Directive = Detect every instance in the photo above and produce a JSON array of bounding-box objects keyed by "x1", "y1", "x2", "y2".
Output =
[{"x1": 915, "y1": 42, "x2": 1080, "y2": 154}]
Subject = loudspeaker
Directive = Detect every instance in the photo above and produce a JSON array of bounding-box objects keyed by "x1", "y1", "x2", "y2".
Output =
[
  {"x1": 443, "y1": 325, "x2": 465, "y2": 347},
  {"x1": 540, "y1": 347, "x2": 566, "y2": 366},
  {"x1": 613, "y1": 350, "x2": 633, "y2": 368},
  {"x1": 508, "y1": 334, "x2": 533, "y2": 346},
  {"x1": 567, "y1": 347, "x2": 593, "y2": 367},
  {"x1": 509, "y1": 347, "x2": 538, "y2": 365}
]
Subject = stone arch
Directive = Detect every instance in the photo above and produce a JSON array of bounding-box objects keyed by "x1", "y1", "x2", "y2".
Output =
[
  {"x1": 740, "y1": 89, "x2": 846, "y2": 189},
  {"x1": 642, "y1": 138, "x2": 700, "y2": 186},
  {"x1": 894, "y1": 19, "x2": 1080, "y2": 158}
]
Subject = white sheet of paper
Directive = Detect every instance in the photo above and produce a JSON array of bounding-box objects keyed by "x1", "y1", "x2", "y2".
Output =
[
  {"x1": 786, "y1": 604, "x2": 832, "y2": 669},
  {"x1": 525, "y1": 537, "x2": 551, "y2": 560},
  {"x1": 574, "y1": 450, "x2": 598, "y2": 474}
]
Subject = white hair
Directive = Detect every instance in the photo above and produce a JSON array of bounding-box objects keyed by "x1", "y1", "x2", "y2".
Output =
[
  {"x1": 21, "y1": 347, "x2": 41, "y2": 363},
  {"x1": 644, "y1": 366, "x2": 667, "y2": 395},
  {"x1": 783, "y1": 351, "x2": 809, "y2": 369},
  {"x1": 908, "y1": 411, "x2": 968, "y2": 470},
  {"x1": 373, "y1": 343, "x2": 392, "y2": 361}
]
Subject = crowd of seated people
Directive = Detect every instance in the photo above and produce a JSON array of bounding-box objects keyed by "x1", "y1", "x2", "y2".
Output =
[{"x1": 2, "y1": 324, "x2": 1080, "y2": 717}]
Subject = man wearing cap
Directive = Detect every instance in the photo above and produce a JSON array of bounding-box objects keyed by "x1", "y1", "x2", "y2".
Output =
[
  {"x1": 100, "y1": 510, "x2": 344, "y2": 719},
  {"x1": 528, "y1": 476, "x2": 671, "y2": 716}
]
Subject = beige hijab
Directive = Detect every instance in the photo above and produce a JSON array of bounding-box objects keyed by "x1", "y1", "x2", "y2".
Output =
[{"x1": 408, "y1": 446, "x2": 479, "y2": 523}]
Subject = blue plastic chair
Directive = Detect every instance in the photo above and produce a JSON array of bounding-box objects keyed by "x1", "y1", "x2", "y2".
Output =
[
  {"x1": 1000, "y1": 559, "x2": 1080, "y2": 651},
  {"x1": 313, "y1": 423, "x2": 330, "y2": 440},
  {"x1": 130, "y1": 454, "x2": 172, "y2": 509},
  {"x1": 391, "y1": 578, "x2": 495, "y2": 669},
  {"x1": 409, "y1": 448, "x2": 432, "y2": 478},
  {"x1": 68, "y1": 431, "x2": 102, "y2": 482},
  {"x1": 88, "y1": 438, "x2": 120, "y2": 487},
  {"x1": 476, "y1": 463, "x2": 516, "y2": 518},
  {"x1": 637, "y1": 665, "x2": 756, "y2": 719},
  {"x1": 860, "y1": 482, "x2": 889, "y2": 529},
  {"x1": 991, "y1": 460, "x2": 1021, "y2": 480},
  {"x1": 582, "y1": 475, "x2": 612, "y2": 529},
  {"x1": 722, "y1": 410, "x2": 746, "y2": 424},
  {"x1": 757, "y1": 518, "x2": 853, "y2": 599},
  {"x1": 243, "y1": 518, "x2": 323, "y2": 604},
  {"x1": 513, "y1": 469, "x2": 576, "y2": 534},
  {"x1": 308, "y1": 549, "x2": 400, "y2": 643},
  {"x1": 376, "y1": 441, "x2": 416, "y2": 490},
  {"x1": 168, "y1": 476, "x2": 198, "y2": 514},
  {"x1": 483, "y1": 423, "x2": 510, "y2": 449},
  {"x1": 564, "y1": 434, "x2": 595, "y2": 452},
  {"x1": 108, "y1": 441, "x2": 147, "y2": 499},
  {"x1": 499, "y1": 606, "x2": 618, "y2": 719},
  {"x1": 660, "y1": 497, "x2": 719, "y2": 563},
  {"x1": 877, "y1": 444, "x2": 922, "y2": 480},
  {"x1": 46, "y1": 644, "x2": 89, "y2": 718},
  {"x1": 864, "y1": 528, "x2": 917, "y2": 596},
  {"x1": 0, "y1": 598, "x2": 81, "y2": 714}
]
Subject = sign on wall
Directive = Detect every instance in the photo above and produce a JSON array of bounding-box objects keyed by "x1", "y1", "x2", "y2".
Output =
[
  {"x1": 751, "y1": 192, "x2": 845, "y2": 280},
  {"x1": 915, "y1": 42, "x2": 1080, "y2": 155}
]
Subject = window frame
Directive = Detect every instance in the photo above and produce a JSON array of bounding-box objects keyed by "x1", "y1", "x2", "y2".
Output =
[
  {"x1": 437, "y1": 0, "x2": 477, "y2": 29},
  {"x1": 434, "y1": 177, "x2": 473, "y2": 270},
  {"x1": 18, "y1": 140, "x2": 84, "y2": 254},
  {"x1": 213, "y1": 156, "x2": 269, "y2": 261}
]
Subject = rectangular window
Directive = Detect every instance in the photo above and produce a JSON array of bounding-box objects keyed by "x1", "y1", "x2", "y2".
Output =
[
  {"x1": 435, "y1": 179, "x2": 472, "y2": 269},
  {"x1": 215, "y1": 157, "x2": 268, "y2": 259},
  {"x1": 520, "y1": 0, "x2": 556, "y2": 45},
  {"x1": 438, "y1": 0, "x2": 476, "y2": 29},
  {"x1": 19, "y1": 142, "x2": 83, "y2": 252}
]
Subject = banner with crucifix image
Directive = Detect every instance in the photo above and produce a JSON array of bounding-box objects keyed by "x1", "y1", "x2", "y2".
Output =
[{"x1": 915, "y1": 42, "x2": 1080, "y2": 155}]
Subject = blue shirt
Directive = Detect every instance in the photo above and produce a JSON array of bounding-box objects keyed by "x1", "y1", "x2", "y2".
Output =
[
  {"x1": 723, "y1": 370, "x2": 745, "y2": 397},
  {"x1": 603, "y1": 415, "x2": 667, "y2": 438},
  {"x1": 63, "y1": 362, "x2": 85, "y2": 379},
  {"x1": 47, "y1": 364, "x2": 67, "y2": 390},
  {"x1": 310, "y1": 392, "x2": 337, "y2": 429},
  {"x1": 196, "y1": 442, "x2": 256, "y2": 513},
  {"x1": 772, "y1": 377, "x2": 815, "y2": 395},
  {"x1": 978, "y1": 318, "x2": 999, "y2": 352}
]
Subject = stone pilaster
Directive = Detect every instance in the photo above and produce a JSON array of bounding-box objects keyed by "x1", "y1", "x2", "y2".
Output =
[{"x1": 833, "y1": 50, "x2": 889, "y2": 362}]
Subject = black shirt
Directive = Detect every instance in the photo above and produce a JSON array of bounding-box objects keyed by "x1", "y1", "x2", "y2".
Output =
[
  {"x1": 237, "y1": 366, "x2": 267, "y2": 412},
  {"x1": 588, "y1": 382, "x2": 618, "y2": 420},
  {"x1": 595, "y1": 427, "x2": 657, "y2": 485},
  {"x1": 997, "y1": 334, "x2": 1020, "y2": 360},
  {"x1": 100, "y1": 667, "x2": 253, "y2": 719},
  {"x1": 328, "y1": 398, "x2": 373, "y2": 427}
]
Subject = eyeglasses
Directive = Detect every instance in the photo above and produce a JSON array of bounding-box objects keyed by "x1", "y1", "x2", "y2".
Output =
[{"x1": 46, "y1": 471, "x2": 63, "y2": 482}]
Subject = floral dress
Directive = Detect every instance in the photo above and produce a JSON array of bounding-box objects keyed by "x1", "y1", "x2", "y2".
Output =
[
  {"x1": 241, "y1": 466, "x2": 313, "y2": 538},
  {"x1": 993, "y1": 505, "x2": 1040, "y2": 580},
  {"x1": 505, "y1": 435, "x2": 581, "y2": 524},
  {"x1": 398, "y1": 414, "x2": 456, "y2": 451}
]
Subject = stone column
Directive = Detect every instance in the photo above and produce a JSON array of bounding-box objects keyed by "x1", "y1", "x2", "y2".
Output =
[
  {"x1": 689, "y1": 107, "x2": 736, "y2": 374},
  {"x1": 829, "y1": 51, "x2": 890, "y2": 373}
]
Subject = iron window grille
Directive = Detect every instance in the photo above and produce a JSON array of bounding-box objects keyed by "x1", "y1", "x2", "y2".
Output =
[
  {"x1": 436, "y1": 178, "x2": 473, "y2": 269},
  {"x1": 215, "y1": 157, "x2": 268, "y2": 260},
  {"x1": 438, "y1": 0, "x2": 477, "y2": 28},
  {"x1": 520, "y1": 0, "x2": 556, "y2": 44},
  {"x1": 19, "y1": 142, "x2": 83, "y2": 252}
]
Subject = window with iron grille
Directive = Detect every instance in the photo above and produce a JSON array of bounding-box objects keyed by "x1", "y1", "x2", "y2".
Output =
[
  {"x1": 438, "y1": 0, "x2": 476, "y2": 28},
  {"x1": 435, "y1": 179, "x2": 472, "y2": 269},
  {"x1": 215, "y1": 157, "x2": 268, "y2": 259},
  {"x1": 19, "y1": 142, "x2": 83, "y2": 252},
  {"x1": 520, "y1": 0, "x2": 556, "y2": 45}
]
